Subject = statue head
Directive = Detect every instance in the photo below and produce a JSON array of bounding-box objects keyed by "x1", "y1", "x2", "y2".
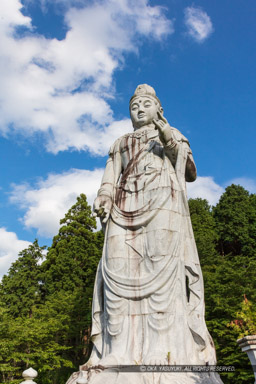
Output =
[{"x1": 129, "y1": 84, "x2": 163, "y2": 129}]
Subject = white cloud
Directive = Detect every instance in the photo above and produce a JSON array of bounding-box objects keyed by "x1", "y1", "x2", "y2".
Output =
[
  {"x1": 10, "y1": 168, "x2": 104, "y2": 237},
  {"x1": 184, "y1": 6, "x2": 213, "y2": 42},
  {"x1": 0, "y1": 228, "x2": 31, "y2": 278},
  {"x1": 187, "y1": 176, "x2": 224, "y2": 206},
  {"x1": 0, "y1": 0, "x2": 173, "y2": 155},
  {"x1": 0, "y1": 0, "x2": 31, "y2": 31}
]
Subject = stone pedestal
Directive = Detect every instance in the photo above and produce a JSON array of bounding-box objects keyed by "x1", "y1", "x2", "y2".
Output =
[
  {"x1": 67, "y1": 368, "x2": 223, "y2": 384},
  {"x1": 237, "y1": 335, "x2": 256, "y2": 383}
]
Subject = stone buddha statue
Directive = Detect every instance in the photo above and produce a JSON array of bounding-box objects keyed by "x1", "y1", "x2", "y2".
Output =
[{"x1": 67, "y1": 84, "x2": 223, "y2": 384}]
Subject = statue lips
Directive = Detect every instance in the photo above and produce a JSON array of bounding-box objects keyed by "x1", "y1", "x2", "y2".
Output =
[{"x1": 137, "y1": 112, "x2": 146, "y2": 120}]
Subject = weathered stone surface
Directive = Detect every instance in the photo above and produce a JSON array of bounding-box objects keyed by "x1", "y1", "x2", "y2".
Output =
[
  {"x1": 66, "y1": 84, "x2": 223, "y2": 384},
  {"x1": 69, "y1": 370, "x2": 223, "y2": 384}
]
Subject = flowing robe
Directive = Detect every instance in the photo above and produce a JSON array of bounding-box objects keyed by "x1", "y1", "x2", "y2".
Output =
[{"x1": 88, "y1": 125, "x2": 217, "y2": 368}]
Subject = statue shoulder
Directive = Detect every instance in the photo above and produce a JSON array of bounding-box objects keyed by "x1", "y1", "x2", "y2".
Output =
[
  {"x1": 108, "y1": 133, "x2": 130, "y2": 156},
  {"x1": 170, "y1": 126, "x2": 190, "y2": 146}
]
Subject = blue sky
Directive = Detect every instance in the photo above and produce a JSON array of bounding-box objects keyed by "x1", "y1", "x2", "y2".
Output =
[{"x1": 0, "y1": 0, "x2": 255, "y2": 277}]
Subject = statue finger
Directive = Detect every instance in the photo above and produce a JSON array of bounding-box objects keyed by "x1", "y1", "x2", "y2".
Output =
[
  {"x1": 157, "y1": 111, "x2": 167, "y2": 123},
  {"x1": 158, "y1": 120, "x2": 165, "y2": 128},
  {"x1": 153, "y1": 119, "x2": 160, "y2": 129}
]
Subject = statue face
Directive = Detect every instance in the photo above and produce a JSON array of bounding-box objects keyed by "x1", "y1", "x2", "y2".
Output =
[{"x1": 130, "y1": 96, "x2": 159, "y2": 129}]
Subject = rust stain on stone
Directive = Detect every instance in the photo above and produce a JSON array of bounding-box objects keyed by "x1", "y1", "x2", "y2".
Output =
[{"x1": 171, "y1": 179, "x2": 175, "y2": 199}]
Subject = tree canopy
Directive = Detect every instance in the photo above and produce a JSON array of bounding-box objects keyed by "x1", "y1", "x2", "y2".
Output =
[
  {"x1": 189, "y1": 186, "x2": 256, "y2": 383},
  {"x1": 1, "y1": 186, "x2": 256, "y2": 384},
  {"x1": 0, "y1": 194, "x2": 103, "y2": 384}
]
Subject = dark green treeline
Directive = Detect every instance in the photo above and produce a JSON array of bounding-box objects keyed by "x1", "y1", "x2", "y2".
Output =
[
  {"x1": 0, "y1": 194, "x2": 104, "y2": 384},
  {"x1": 0, "y1": 186, "x2": 256, "y2": 383}
]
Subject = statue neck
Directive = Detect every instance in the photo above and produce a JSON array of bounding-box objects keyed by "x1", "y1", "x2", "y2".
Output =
[{"x1": 134, "y1": 123, "x2": 156, "y2": 132}]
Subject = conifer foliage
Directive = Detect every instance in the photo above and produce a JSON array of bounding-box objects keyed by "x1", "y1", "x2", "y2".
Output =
[
  {"x1": 0, "y1": 194, "x2": 103, "y2": 384},
  {"x1": 0, "y1": 240, "x2": 45, "y2": 318},
  {"x1": 41, "y1": 193, "x2": 103, "y2": 374},
  {"x1": 0, "y1": 187, "x2": 256, "y2": 384},
  {"x1": 189, "y1": 186, "x2": 256, "y2": 384}
]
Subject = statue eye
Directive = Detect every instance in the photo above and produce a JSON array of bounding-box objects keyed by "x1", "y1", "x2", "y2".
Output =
[
  {"x1": 144, "y1": 102, "x2": 152, "y2": 108},
  {"x1": 131, "y1": 104, "x2": 139, "y2": 110}
]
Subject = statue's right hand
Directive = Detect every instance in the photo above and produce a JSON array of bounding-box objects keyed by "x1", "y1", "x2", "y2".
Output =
[{"x1": 93, "y1": 195, "x2": 112, "y2": 223}]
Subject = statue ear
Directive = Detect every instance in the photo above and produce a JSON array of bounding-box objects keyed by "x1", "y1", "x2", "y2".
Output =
[{"x1": 160, "y1": 107, "x2": 164, "y2": 114}]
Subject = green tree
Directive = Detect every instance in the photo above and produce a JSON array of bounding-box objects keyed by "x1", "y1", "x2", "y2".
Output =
[
  {"x1": 0, "y1": 293, "x2": 73, "y2": 384},
  {"x1": 0, "y1": 240, "x2": 45, "y2": 318},
  {"x1": 0, "y1": 194, "x2": 104, "y2": 384},
  {"x1": 188, "y1": 198, "x2": 218, "y2": 267},
  {"x1": 3, "y1": 188, "x2": 256, "y2": 383},
  {"x1": 43, "y1": 194, "x2": 101, "y2": 293},
  {"x1": 189, "y1": 191, "x2": 256, "y2": 383},
  {"x1": 213, "y1": 184, "x2": 256, "y2": 257},
  {"x1": 203, "y1": 253, "x2": 256, "y2": 383},
  {"x1": 0, "y1": 242, "x2": 73, "y2": 384},
  {"x1": 229, "y1": 295, "x2": 256, "y2": 337},
  {"x1": 42, "y1": 193, "x2": 103, "y2": 376}
]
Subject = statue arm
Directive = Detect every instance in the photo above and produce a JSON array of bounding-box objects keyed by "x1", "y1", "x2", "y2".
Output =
[
  {"x1": 93, "y1": 156, "x2": 115, "y2": 224},
  {"x1": 164, "y1": 133, "x2": 197, "y2": 182},
  {"x1": 153, "y1": 113, "x2": 196, "y2": 182},
  {"x1": 97, "y1": 156, "x2": 115, "y2": 199},
  {"x1": 94, "y1": 140, "x2": 122, "y2": 223}
]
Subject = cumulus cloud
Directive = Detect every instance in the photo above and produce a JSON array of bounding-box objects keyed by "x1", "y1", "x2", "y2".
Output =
[
  {"x1": 0, "y1": 0, "x2": 173, "y2": 155},
  {"x1": 184, "y1": 6, "x2": 213, "y2": 42},
  {"x1": 0, "y1": 228, "x2": 31, "y2": 278},
  {"x1": 187, "y1": 176, "x2": 224, "y2": 206},
  {"x1": 10, "y1": 168, "x2": 104, "y2": 237}
]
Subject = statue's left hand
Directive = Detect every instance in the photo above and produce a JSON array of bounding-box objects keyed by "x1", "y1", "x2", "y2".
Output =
[
  {"x1": 93, "y1": 195, "x2": 112, "y2": 223},
  {"x1": 153, "y1": 111, "x2": 173, "y2": 145}
]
